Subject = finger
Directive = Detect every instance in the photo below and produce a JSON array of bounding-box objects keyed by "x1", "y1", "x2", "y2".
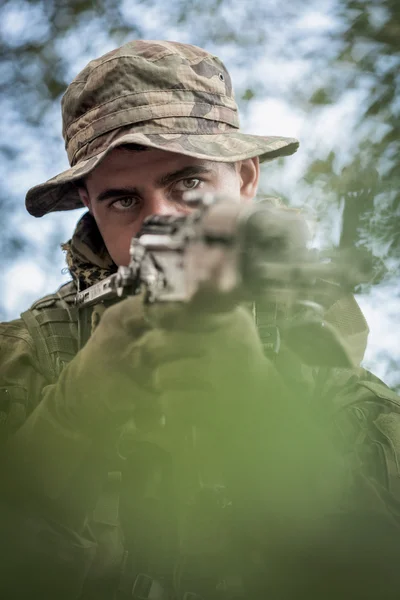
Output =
[
  {"x1": 102, "y1": 293, "x2": 153, "y2": 338},
  {"x1": 140, "y1": 307, "x2": 258, "y2": 367},
  {"x1": 145, "y1": 300, "x2": 240, "y2": 333},
  {"x1": 140, "y1": 329, "x2": 206, "y2": 367}
]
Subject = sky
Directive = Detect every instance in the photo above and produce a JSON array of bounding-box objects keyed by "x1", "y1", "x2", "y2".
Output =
[{"x1": 1, "y1": 2, "x2": 399, "y2": 388}]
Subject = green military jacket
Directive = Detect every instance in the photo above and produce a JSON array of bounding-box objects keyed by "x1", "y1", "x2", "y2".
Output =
[{"x1": 1, "y1": 280, "x2": 400, "y2": 600}]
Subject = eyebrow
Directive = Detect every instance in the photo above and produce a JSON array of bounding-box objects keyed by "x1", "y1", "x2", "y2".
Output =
[
  {"x1": 94, "y1": 165, "x2": 215, "y2": 203},
  {"x1": 156, "y1": 165, "x2": 215, "y2": 188}
]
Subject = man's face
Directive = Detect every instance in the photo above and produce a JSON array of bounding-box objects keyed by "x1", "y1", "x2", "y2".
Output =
[{"x1": 79, "y1": 147, "x2": 259, "y2": 266}]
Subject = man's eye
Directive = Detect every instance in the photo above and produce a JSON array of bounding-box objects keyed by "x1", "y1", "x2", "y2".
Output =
[
  {"x1": 174, "y1": 178, "x2": 202, "y2": 192},
  {"x1": 112, "y1": 197, "x2": 137, "y2": 210}
]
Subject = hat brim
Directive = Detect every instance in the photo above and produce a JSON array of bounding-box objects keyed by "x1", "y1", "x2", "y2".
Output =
[{"x1": 26, "y1": 131, "x2": 299, "y2": 217}]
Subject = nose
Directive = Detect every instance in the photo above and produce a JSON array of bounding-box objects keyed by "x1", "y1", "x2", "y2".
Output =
[{"x1": 142, "y1": 190, "x2": 192, "y2": 220}]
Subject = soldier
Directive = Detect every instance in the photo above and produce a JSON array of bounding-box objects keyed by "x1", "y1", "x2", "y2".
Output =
[{"x1": 1, "y1": 40, "x2": 400, "y2": 599}]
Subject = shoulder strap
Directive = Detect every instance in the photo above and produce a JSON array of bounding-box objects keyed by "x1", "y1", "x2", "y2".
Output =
[{"x1": 21, "y1": 281, "x2": 80, "y2": 383}]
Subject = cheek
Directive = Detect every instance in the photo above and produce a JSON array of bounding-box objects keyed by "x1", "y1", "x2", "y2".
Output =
[
  {"x1": 105, "y1": 232, "x2": 132, "y2": 266},
  {"x1": 214, "y1": 171, "x2": 242, "y2": 201},
  {"x1": 96, "y1": 217, "x2": 142, "y2": 267}
]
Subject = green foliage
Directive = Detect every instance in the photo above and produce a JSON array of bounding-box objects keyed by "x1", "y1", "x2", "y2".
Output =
[
  {"x1": 302, "y1": 0, "x2": 399, "y2": 263},
  {"x1": 309, "y1": 88, "x2": 333, "y2": 105},
  {"x1": 242, "y1": 88, "x2": 255, "y2": 102}
]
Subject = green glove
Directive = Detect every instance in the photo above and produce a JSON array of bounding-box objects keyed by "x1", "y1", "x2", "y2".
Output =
[{"x1": 139, "y1": 302, "x2": 277, "y2": 431}]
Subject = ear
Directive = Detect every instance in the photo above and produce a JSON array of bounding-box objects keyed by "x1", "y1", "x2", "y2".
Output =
[
  {"x1": 238, "y1": 157, "x2": 260, "y2": 203},
  {"x1": 77, "y1": 184, "x2": 92, "y2": 213}
]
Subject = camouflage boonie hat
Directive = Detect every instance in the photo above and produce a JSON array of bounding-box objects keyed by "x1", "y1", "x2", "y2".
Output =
[{"x1": 26, "y1": 40, "x2": 299, "y2": 217}]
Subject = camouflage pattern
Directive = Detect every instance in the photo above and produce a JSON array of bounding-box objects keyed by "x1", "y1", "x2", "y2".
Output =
[
  {"x1": 25, "y1": 40, "x2": 299, "y2": 217},
  {"x1": 61, "y1": 212, "x2": 117, "y2": 289}
]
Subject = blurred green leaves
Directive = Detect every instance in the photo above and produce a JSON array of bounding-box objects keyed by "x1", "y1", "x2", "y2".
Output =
[{"x1": 304, "y1": 0, "x2": 399, "y2": 268}]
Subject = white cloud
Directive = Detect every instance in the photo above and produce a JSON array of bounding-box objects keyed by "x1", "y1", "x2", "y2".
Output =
[
  {"x1": 295, "y1": 9, "x2": 336, "y2": 32},
  {"x1": 358, "y1": 282, "x2": 400, "y2": 386},
  {"x1": 244, "y1": 98, "x2": 305, "y2": 138},
  {"x1": 2, "y1": 260, "x2": 70, "y2": 320},
  {"x1": 12, "y1": 209, "x2": 85, "y2": 248}
]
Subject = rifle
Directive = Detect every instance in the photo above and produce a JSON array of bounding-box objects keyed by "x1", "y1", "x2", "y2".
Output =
[
  {"x1": 76, "y1": 195, "x2": 369, "y2": 367},
  {"x1": 76, "y1": 196, "x2": 371, "y2": 592}
]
